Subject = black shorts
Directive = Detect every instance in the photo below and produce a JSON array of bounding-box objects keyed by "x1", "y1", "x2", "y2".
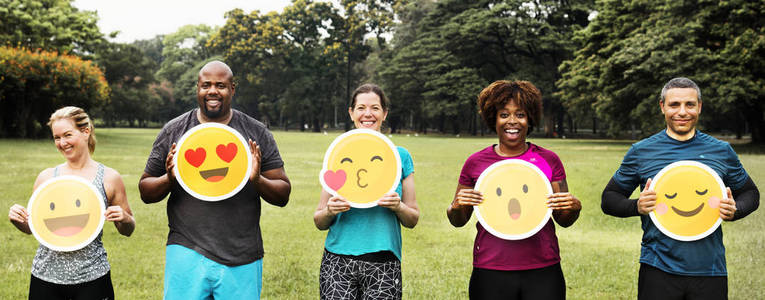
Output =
[
  {"x1": 29, "y1": 271, "x2": 114, "y2": 300},
  {"x1": 638, "y1": 263, "x2": 727, "y2": 300},
  {"x1": 469, "y1": 263, "x2": 565, "y2": 300}
]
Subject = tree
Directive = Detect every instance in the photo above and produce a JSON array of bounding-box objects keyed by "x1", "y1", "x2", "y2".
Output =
[
  {"x1": 95, "y1": 42, "x2": 160, "y2": 127},
  {"x1": 558, "y1": 0, "x2": 764, "y2": 142},
  {"x1": 0, "y1": 46, "x2": 108, "y2": 137},
  {"x1": 381, "y1": 0, "x2": 593, "y2": 135},
  {"x1": 156, "y1": 24, "x2": 215, "y2": 83},
  {"x1": 0, "y1": 0, "x2": 105, "y2": 55}
]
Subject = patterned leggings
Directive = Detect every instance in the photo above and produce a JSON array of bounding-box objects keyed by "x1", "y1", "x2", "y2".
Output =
[{"x1": 319, "y1": 250, "x2": 402, "y2": 300}]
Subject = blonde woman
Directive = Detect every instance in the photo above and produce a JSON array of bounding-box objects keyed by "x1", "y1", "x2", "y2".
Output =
[{"x1": 8, "y1": 106, "x2": 135, "y2": 299}]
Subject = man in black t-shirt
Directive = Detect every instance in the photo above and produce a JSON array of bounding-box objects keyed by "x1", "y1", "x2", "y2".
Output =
[{"x1": 139, "y1": 61, "x2": 291, "y2": 299}]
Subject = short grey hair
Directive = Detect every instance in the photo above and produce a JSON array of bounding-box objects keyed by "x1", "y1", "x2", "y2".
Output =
[{"x1": 660, "y1": 77, "x2": 701, "y2": 103}]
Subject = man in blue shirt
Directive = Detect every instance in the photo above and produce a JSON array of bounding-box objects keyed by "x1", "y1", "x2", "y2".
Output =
[{"x1": 602, "y1": 77, "x2": 759, "y2": 300}]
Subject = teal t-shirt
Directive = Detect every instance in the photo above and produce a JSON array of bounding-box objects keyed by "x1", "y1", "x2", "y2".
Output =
[{"x1": 324, "y1": 146, "x2": 414, "y2": 260}]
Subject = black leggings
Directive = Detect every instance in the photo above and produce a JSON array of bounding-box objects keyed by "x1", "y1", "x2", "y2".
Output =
[
  {"x1": 29, "y1": 271, "x2": 114, "y2": 300},
  {"x1": 469, "y1": 263, "x2": 565, "y2": 300}
]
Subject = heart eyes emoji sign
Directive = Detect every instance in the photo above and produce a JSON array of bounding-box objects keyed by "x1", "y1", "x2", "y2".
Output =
[
  {"x1": 28, "y1": 176, "x2": 106, "y2": 252},
  {"x1": 319, "y1": 129, "x2": 401, "y2": 208},
  {"x1": 649, "y1": 161, "x2": 724, "y2": 241},
  {"x1": 474, "y1": 160, "x2": 552, "y2": 240},
  {"x1": 174, "y1": 123, "x2": 252, "y2": 201}
]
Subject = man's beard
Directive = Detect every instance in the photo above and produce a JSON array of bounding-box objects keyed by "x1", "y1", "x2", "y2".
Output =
[{"x1": 202, "y1": 106, "x2": 224, "y2": 119}]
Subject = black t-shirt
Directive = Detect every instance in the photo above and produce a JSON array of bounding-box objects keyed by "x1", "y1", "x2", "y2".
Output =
[{"x1": 144, "y1": 109, "x2": 283, "y2": 266}]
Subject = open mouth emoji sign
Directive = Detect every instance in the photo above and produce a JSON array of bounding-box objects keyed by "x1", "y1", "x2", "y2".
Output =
[
  {"x1": 320, "y1": 129, "x2": 401, "y2": 208},
  {"x1": 474, "y1": 160, "x2": 552, "y2": 240},
  {"x1": 650, "y1": 161, "x2": 724, "y2": 241},
  {"x1": 28, "y1": 176, "x2": 105, "y2": 251},
  {"x1": 175, "y1": 123, "x2": 252, "y2": 201}
]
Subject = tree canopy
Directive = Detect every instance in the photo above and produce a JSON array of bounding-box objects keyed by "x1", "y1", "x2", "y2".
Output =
[
  {"x1": 0, "y1": 0, "x2": 105, "y2": 55},
  {"x1": 557, "y1": 0, "x2": 764, "y2": 142}
]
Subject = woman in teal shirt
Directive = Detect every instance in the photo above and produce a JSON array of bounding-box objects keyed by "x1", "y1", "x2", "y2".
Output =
[{"x1": 314, "y1": 83, "x2": 419, "y2": 300}]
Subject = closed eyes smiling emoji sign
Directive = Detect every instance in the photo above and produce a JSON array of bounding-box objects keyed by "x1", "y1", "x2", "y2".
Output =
[
  {"x1": 474, "y1": 160, "x2": 552, "y2": 240},
  {"x1": 28, "y1": 176, "x2": 106, "y2": 252},
  {"x1": 174, "y1": 123, "x2": 252, "y2": 201},
  {"x1": 320, "y1": 129, "x2": 401, "y2": 208},
  {"x1": 649, "y1": 161, "x2": 724, "y2": 241}
]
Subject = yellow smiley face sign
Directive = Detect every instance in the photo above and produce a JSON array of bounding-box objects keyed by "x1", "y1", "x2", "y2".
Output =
[
  {"x1": 174, "y1": 123, "x2": 252, "y2": 201},
  {"x1": 28, "y1": 176, "x2": 105, "y2": 252},
  {"x1": 649, "y1": 161, "x2": 724, "y2": 241},
  {"x1": 474, "y1": 160, "x2": 552, "y2": 240},
  {"x1": 320, "y1": 129, "x2": 401, "y2": 208}
]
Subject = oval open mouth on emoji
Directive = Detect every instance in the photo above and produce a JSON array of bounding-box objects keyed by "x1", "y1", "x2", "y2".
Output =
[
  {"x1": 44, "y1": 214, "x2": 89, "y2": 237},
  {"x1": 200, "y1": 167, "x2": 229, "y2": 182},
  {"x1": 672, "y1": 203, "x2": 704, "y2": 217},
  {"x1": 356, "y1": 169, "x2": 368, "y2": 188},
  {"x1": 507, "y1": 198, "x2": 521, "y2": 220}
]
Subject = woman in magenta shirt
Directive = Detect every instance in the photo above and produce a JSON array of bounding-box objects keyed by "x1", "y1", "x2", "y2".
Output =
[{"x1": 446, "y1": 80, "x2": 582, "y2": 299}]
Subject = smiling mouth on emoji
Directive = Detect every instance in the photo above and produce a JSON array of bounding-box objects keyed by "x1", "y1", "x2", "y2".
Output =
[
  {"x1": 44, "y1": 214, "x2": 89, "y2": 237},
  {"x1": 356, "y1": 169, "x2": 368, "y2": 188},
  {"x1": 672, "y1": 203, "x2": 704, "y2": 217},
  {"x1": 507, "y1": 198, "x2": 521, "y2": 220},
  {"x1": 199, "y1": 167, "x2": 229, "y2": 182}
]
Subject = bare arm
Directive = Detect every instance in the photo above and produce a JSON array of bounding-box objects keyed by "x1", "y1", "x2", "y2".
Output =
[
  {"x1": 138, "y1": 143, "x2": 176, "y2": 204},
  {"x1": 378, "y1": 174, "x2": 419, "y2": 228},
  {"x1": 446, "y1": 184, "x2": 482, "y2": 227},
  {"x1": 8, "y1": 169, "x2": 53, "y2": 234},
  {"x1": 313, "y1": 190, "x2": 350, "y2": 230},
  {"x1": 104, "y1": 168, "x2": 135, "y2": 236},
  {"x1": 248, "y1": 139, "x2": 290, "y2": 207},
  {"x1": 255, "y1": 167, "x2": 291, "y2": 207},
  {"x1": 549, "y1": 180, "x2": 581, "y2": 228}
]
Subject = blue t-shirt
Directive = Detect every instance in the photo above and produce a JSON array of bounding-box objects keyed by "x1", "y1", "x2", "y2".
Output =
[
  {"x1": 324, "y1": 146, "x2": 414, "y2": 260},
  {"x1": 612, "y1": 130, "x2": 749, "y2": 276}
]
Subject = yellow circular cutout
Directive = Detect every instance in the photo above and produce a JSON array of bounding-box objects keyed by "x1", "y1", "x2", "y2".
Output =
[
  {"x1": 28, "y1": 176, "x2": 105, "y2": 251},
  {"x1": 649, "y1": 161, "x2": 724, "y2": 241},
  {"x1": 320, "y1": 129, "x2": 401, "y2": 208},
  {"x1": 174, "y1": 123, "x2": 252, "y2": 201},
  {"x1": 474, "y1": 160, "x2": 552, "y2": 240}
]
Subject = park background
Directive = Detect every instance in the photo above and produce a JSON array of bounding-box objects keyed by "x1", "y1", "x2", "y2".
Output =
[{"x1": 1, "y1": 0, "x2": 763, "y2": 299}]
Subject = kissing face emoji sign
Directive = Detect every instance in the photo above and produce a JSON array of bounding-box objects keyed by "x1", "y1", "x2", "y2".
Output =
[
  {"x1": 28, "y1": 176, "x2": 105, "y2": 252},
  {"x1": 474, "y1": 160, "x2": 552, "y2": 240},
  {"x1": 320, "y1": 129, "x2": 401, "y2": 208},
  {"x1": 649, "y1": 161, "x2": 724, "y2": 241},
  {"x1": 174, "y1": 123, "x2": 252, "y2": 201}
]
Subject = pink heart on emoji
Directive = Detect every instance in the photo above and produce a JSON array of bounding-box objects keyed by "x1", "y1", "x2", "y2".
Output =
[
  {"x1": 323, "y1": 169, "x2": 346, "y2": 191},
  {"x1": 185, "y1": 148, "x2": 206, "y2": 168}
]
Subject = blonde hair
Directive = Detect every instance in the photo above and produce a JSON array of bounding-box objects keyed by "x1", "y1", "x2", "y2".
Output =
[{"x1": 47, "y1": 106, "x2": 96, "y2": 154}]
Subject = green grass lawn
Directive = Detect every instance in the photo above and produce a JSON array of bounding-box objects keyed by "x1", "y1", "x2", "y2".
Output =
[{"x1": 1, "y1": 128, "x2": 763, "y2": 299}]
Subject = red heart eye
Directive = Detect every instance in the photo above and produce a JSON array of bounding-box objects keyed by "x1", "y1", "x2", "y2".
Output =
[
  {"x1": 216, "y1": 143, "x2": 237, "y2": 163},
  {"x1": 185, "y1": 148, "x2": 206, "y2": 168}
]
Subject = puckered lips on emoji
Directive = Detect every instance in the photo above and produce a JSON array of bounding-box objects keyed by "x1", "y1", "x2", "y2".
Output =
[
  {"x1": 650, "y1": 160, "x2": 725, "y2": 241},
  {"x1": 474, "y1": 159, "x2": 552, "y2": 240},
  {"x1": 174, "y1": 123, "x2": 252, "y2": 201},
  {"x1": 320, "y1": 129, "x2": 401, "y2": 208},
  {"x1": 28, "y1": 175, "x2": 105, "y2": 252}
]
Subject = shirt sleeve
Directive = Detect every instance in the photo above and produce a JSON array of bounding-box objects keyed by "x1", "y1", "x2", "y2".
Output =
[
  {"x1": 723, "y1": 144, "x2": 749, "y2": 190},
  {"x1": 612, "y1": 145, "x2": 641, "y2": 192},
  {"x1": 257, "y1": 129, "x2": 284, "y2": 172},
  {"x1": 458, "y1": 156, "x2": 476, "y2": 187},
  {"x1": 144, "y1": 125, "x2": 172, "y2": 177},
  {"x1": 398, "y1": 147, "x2": 414, "y2": 178},
  {"x1": 546, "y1": 151, "x2": 566, "y2": 182}
]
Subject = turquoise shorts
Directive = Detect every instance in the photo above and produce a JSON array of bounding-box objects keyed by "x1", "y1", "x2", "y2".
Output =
[{"x1": 163, "y1": 244, "x2": 262, "y2": 300}]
